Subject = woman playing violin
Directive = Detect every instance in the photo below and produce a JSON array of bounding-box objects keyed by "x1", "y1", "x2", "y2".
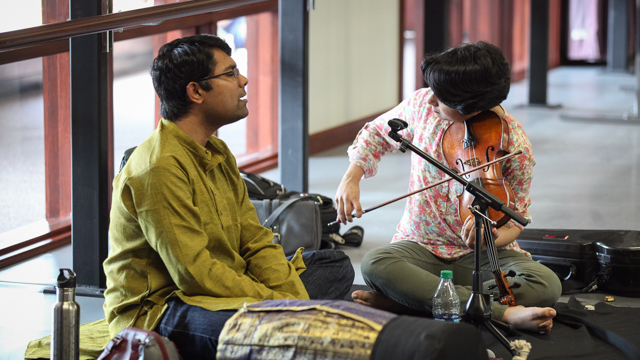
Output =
[{"x1": 335, "y1": 41, "x2": 562, "y2": 334}]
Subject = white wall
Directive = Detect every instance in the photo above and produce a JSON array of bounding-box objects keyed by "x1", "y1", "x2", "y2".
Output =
[{"x1": 308, "y1": 0, "x2": 400, "y2": 134}]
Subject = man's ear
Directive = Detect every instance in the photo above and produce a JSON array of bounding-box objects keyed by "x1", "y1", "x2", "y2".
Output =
[{"x1": 185, "y1": 82, "x2": 204, "y2": 104}]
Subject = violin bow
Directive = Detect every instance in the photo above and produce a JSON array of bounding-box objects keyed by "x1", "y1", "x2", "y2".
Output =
[{"x1": 329, "y1": 150, "x2": 523, "y2": 226}]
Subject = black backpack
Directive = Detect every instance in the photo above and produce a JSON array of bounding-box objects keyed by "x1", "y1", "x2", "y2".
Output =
[
  {"x1": 239, "y1": 172, "x2": 363, "y2": 250},
  {"x1": 239, "y1": 170, "x2": 286, "y2": 200}
]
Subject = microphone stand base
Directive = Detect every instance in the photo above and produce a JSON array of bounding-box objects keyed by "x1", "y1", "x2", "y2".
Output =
[{"x1": 463, "y1": 293, "x2": 518, "y2": 356}]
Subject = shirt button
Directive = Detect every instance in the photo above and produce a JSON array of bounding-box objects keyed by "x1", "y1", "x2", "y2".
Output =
[{"x1": 205, "y1": 150, "x2": 210, "y2": 154}]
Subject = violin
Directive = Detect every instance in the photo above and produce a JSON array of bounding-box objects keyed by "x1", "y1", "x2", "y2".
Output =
[{"x1": 442, "y1": 110, "x2": 517, "y2": 307}]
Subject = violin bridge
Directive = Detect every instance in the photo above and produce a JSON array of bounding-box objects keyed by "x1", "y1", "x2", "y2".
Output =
[{"x1": 463, "y1": 157, "x2": 481, "y2": 167}]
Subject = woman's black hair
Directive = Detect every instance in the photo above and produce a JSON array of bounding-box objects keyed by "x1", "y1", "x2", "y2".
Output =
[
  {"x1": 421, "y1": 41, "x2": 511, "y2": 115},
  {"x1": 150, "y1": 34, "x2": 232, "y2": 121}
]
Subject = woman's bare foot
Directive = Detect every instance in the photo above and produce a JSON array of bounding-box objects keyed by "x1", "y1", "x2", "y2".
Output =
[
  {"x1": 352, "y1": 290, "x2": 395, "y2": 309},
  {"x1": 354, "y1": 290, "x2": 557, "y2": 333},
  {"x1": 502, "y1": 305, "x2": 556, "y2": 334},
  {"x1": 352, "y1": 290, "x2": 421, "y2": 315}
]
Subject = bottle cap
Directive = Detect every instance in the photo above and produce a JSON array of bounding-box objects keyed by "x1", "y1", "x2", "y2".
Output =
[
  {"x1": 57, "y1": 268, "x2": 77, "y2": 288},
  {"x1": 440, "y1": 270, "x2": 453, "y2": 279}
]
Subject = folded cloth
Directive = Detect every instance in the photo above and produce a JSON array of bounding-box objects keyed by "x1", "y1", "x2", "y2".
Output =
[{"x1": 24, "y1": 318, "x2": 111, "y2": 360}]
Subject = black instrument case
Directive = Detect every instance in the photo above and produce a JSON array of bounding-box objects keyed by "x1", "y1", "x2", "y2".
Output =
[{"x1": 516, "y1": 229, "x2": 640, "y2": 296}]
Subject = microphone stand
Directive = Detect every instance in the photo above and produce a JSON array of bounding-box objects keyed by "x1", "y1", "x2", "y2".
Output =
[{"x1": 387, "y1": 119, "x2": 528, "y2": 356}]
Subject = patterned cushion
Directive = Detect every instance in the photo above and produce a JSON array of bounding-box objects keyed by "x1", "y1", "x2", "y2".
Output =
[{"x1": 216, "y1": 299, "x2": 397, "y2": 360}]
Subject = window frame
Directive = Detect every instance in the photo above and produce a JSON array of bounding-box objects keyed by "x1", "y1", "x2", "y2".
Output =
[{"x1": 0, "y1": 0, "x2": 280, "y2": 269}]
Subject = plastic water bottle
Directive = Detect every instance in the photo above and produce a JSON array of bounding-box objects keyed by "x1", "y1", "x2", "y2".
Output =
[
  {"x1": 51, "y1": 268, "x2": 80, "y2": 360},
  {"x1": 432, "y1": 270, "x2": 460, "y2": 322}
]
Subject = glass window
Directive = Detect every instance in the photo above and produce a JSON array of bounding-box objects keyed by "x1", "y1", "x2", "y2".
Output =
[
  {"x1": 0, "y1": 58, "x2": 45, "y2": 233},
  {"x1": 113, "y1": 36, "x2": 156, "y2": 174},
  {"x1": 113, "y1": 0, "x2": 154, "y2": 13},
  {"x1": 0, "y1": 0, "x2": 42, "y2": 32}
]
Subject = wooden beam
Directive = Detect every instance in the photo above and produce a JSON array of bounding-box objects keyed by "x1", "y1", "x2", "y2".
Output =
[{"x1": 0, "y1": 0, "x2": 270, "y2": 51}]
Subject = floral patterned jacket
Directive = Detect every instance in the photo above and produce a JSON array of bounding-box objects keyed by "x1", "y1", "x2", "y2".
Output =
[{"x1": 348, "y1": 88, "x2": 534, "y2": 259}]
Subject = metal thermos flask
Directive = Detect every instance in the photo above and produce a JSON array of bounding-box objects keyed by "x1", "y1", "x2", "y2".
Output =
[{"x1": 51, "y1": 268, "x2": 80, "y2": 360}]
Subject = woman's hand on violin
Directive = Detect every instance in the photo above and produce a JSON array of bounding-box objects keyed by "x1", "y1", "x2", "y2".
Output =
[
  {"x1": 461, "y1": 216, "x2": 523, "y2": 249},
  {"x1": 335, "y1": 163, "x2": 365, "y2": 225},
  {"x1": 461, "y1": 215, "x2": 498, "y2": 249}
]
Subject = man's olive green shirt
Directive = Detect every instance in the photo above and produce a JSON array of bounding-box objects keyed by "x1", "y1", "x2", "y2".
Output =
[{"x1": 103, "y1": 119, "x2": 308, "y2": 338}]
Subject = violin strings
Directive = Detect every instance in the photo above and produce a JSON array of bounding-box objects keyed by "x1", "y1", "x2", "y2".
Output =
[
  {"x1": 482, "y1": 215, "x2": 500, "y2": 273},
  {"x1": 468, "y1": 122, "x2": 500, "y2": 274}
]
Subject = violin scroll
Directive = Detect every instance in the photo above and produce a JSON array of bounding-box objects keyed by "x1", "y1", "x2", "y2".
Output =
[{"x1": 495, "y1": 270, "x2": 516, "y2": 307}]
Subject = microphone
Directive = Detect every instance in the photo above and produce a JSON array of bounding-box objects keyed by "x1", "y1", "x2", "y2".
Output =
[{"x1": 388, "y1": 118, "x2": 408, "y2": 132}]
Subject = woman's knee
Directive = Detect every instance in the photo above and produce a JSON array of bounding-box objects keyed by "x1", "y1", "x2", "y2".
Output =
[
  {"x1": 361, "y1": 245, "x2": 412, "y2": 286},
  {"x1": 517, "y1": 262, "x2": 563, "y2": 307},
  {"x1": 538, "y1": 266, "x2": 562, "y2": 306},
  {"x1": 362, "y1": 247, "x2": 392, "y2": 275}
]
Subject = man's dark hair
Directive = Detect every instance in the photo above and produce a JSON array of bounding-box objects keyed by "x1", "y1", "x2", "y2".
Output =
[
  {"x1": 421, "y1": 41, "x2": 511, "y2": 115},
  {"x1": 151, "y1": 34, "x2": 232, "y2": 121}
]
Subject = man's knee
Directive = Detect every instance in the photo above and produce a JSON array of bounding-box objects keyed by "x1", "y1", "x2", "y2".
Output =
[
  {"x1": 156, "y1": 299, "x2": 235, "y2": 360},
  {"x1": 299, "y1": 249, "x2": 354, "y2": 299},
  {"x1": 303, "y1": 249, "x2": 353, "y2": 275},
  {"x1": 324, "y1": 249, "x2": 356, "y2": 285}
]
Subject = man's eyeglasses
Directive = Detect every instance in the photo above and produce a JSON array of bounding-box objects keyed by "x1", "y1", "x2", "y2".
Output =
[{"x1": 196, "y1": 68, "x2": 240, "y2": 82}]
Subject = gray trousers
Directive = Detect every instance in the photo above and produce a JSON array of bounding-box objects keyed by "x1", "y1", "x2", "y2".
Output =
[{"x1": 361, "y1": 240, "x2": 562, "y2": 321}]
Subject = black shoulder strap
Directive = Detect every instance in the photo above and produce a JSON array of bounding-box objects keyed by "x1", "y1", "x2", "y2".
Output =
[
  {"x1": 262, "y1": 196, "x2": 314, "y2": 228},
  {"x1": 555, "y1": 311, "x2": 640, "y2": 360}
]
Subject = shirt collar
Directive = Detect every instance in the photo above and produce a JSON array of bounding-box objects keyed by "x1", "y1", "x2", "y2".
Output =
[{"x1": 160, "y1": 119, "x2": 227, "y2": 170}]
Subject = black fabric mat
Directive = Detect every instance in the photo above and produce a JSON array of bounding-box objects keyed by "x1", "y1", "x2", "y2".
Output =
[
  {"x1": 371, "y1": 316, "x2": 489, "y2": 360},
  {"x1": 348, "y1": 285, "x2": 640, "y2": 360},
  {"x1": 485, "y1": 296, "x2": 640, "y2": 360}
]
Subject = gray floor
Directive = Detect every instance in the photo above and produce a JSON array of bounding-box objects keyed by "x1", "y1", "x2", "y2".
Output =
[{"x1": 2, "y1": 66, "x2": 640, "y2": 359}]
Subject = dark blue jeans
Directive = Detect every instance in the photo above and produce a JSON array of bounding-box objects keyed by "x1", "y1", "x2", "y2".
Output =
[{"x1": 156, "y1": 249, "x2": 354, "y2": 360}]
